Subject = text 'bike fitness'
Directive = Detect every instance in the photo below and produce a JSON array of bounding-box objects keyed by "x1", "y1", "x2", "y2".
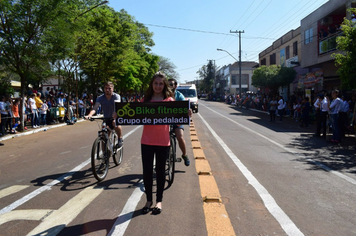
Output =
[{"x1": 115, "y1": 101, "x2": 190, "y2": 125}]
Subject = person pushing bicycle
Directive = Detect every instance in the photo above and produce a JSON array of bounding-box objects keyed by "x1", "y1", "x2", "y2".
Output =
[
  {"x1": 85, "y1": 82, "x2": 123, "y2": 148},
  {"x1": 168, "y1": 78, "x2": 191, "y2": 166}
]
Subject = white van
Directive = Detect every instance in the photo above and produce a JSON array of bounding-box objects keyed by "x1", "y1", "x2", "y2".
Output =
[{"x1": 176, "y1": 84, "x2": 198, "y2": 113}]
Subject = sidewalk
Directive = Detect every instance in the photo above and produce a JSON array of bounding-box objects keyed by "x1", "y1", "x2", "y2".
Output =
[
  {"x1": 233, "y1": 104, "x2": 355, "y2": 146},
  {"x1": 0, "y1": 119, "x2": 85, "y2": 142}
]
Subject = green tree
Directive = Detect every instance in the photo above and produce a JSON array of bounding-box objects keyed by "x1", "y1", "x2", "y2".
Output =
[
  {"x1": 332, "y1": 8, "x2": 356, "y2": 89},
  {"x1": 0, "y1": 0, "x2": 73, "y2": 130},
  {"x1": 252, "y1": 65, "x2": 296, "y2": 94},
  {"x1": 197, "y1": 60, "x2": 215, "y2": 93},
  {"x1": 77, "y1": 8, "x2": 156, "y2": 97}
]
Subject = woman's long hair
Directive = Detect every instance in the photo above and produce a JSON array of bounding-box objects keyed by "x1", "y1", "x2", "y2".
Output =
[{"x1": 143, "y1": 72, "x2": 174, "y2": 102}]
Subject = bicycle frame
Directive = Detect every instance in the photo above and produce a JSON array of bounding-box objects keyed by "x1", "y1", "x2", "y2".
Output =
[{"x1": 89, "y1": 116, "x2": 123, "y2": 181}]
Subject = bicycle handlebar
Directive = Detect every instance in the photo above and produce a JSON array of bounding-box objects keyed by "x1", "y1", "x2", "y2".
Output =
[{"x1": 87, "y1": 116, "x2": 114, "y2": 122}]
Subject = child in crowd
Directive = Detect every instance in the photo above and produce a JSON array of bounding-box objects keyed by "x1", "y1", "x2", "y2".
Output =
[
  {"x1": 293, "y1": 102, "x2": 301, "y2": 121},
  {"x1": 64, "y1": 112, "x2": 76, "y2": 125}
]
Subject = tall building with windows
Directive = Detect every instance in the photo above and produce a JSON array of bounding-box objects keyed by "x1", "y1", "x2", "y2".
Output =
[
  {"x1": 258, "y1": 27, "x2": 306, "y2": 97},
  {"x1": 215, "y1": 61, "x2": 258, "y2": 95},
  {"x1": 301, "y1": 0, "x2": 354, "y2": 92}
]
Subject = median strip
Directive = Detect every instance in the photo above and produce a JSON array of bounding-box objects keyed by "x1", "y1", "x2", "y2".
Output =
[{"x1": 190, "y1": 119, "x2": 236, "y2": 236}]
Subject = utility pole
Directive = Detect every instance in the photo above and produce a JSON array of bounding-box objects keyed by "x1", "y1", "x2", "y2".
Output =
[{"x1": 230, "y1": 30, "x2": 244, "y2": 99}]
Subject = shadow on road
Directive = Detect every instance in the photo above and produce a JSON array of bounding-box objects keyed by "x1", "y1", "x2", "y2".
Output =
[{"x1": 287, "y1": 133, "x2": 356, "y2": 175}]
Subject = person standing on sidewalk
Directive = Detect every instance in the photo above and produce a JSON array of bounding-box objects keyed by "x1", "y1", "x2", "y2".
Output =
[
  {"x1": 339, "y1": 95, "x2": 349, "y2": 140},
  {"x1": 328, "y1": 90, "x2": 342, "y2": 143},
  {"x1": 269, "y1": 97, "x2": 277, "y2": 122},
  {"x1": 314, "y1": 94, "x2": 323, "y2": 136},
  {"x1": 300, "y1": 97, "x2": 310, "y2": 128},
  {"x1": 28, "y1": 94, "x2": 38, "y2": 128},
  {"x1": 0, "y1": 95, "x2": 8, "y2": 136},
  {"x1": 320, "y1": 93, "x2": 330, "y2": 138},
  {"x1": 277, "y1": 96, "x2": 284, "y2": 122},
  {"x1": 35, "y1": 92, "x2": 43, "y2": 127},
  {"x1": 168, "y1": 78, "x2": 191, "y2": 166}
]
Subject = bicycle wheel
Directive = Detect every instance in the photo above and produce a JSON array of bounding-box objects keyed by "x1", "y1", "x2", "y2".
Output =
[
  {"x1": 113, "y1": 134, "x2": 123, "y2": 166},
  {"x1": 91, "y1": 137, "x2": 109, "y2": 181},
  {"x1": 166, "y1": 136, "x2": 176, "y2": 187}
]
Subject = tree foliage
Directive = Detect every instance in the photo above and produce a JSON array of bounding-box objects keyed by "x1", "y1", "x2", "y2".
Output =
[
  {"x1": 252, "y1": 65, "x2": 296, "y2": 93},
  {"x1": 0, "y1": 0, "x2": 161, "y2": 130},
  {"x1": 332, "y1": 8, "x2": 356, "y2": 90},
  {"x1": 157, "y1": 56, "x2": 179, "y2": 80},
  {"x1": 0, "y1": 0, "x2": 74, "y2": 130},
  {"x1": 197, "y1": 60, "x2": 215, "y2": 93}
]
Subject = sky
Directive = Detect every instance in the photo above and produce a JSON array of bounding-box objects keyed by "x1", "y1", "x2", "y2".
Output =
[{"x1": 107, "y1": 0, "x2": 329, "y2": 83}]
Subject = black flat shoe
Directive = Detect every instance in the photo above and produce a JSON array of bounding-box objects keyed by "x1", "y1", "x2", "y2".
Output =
[
  {"x1": 142, "y1": 203, "x2": 152, "y2": 214},
  {"x1": 152, "y1": 206, "x2": 162, "y2": 215}
]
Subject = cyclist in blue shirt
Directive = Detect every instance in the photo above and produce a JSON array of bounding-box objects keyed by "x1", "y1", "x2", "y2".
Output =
[{"x1": 168, "y1": 78, "x2": 190, "y2": 166}]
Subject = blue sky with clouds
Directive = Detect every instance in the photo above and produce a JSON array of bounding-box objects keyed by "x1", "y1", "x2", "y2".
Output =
[{"x1": 108, "y1": 0, "x2": 329, "y2": 83}]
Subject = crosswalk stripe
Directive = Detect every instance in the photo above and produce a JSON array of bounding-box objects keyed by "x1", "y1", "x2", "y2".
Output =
[
  {"x1": 108, "y1": 181, "x2": 144, "y2": 236},
  {"x1": 26, "y1": 186, "x2": 104, "y2": 236},
  {"x1": 0, "y1": 209, "x2": 53, "y2": 225},
  {"x1": 0, "y1": 185, "x2": 29, "y2": 199}
]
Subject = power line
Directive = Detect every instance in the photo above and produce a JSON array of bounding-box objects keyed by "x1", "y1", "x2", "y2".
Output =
[{"x1": 144, "y1": 23, "x2": 275, "y2": 40}]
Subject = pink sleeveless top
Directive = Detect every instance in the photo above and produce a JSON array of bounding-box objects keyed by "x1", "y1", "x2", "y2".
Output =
[{"x1": 141, "y1": 97, "x2": 174, "y2": 146}]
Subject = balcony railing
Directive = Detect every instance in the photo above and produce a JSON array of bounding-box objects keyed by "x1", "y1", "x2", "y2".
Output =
[{"x1": 319, "y1": 32, "x2": 342, "y2": 55}]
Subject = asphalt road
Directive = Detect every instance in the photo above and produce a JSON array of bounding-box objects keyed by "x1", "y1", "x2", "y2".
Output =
[{"x1": 0, "y1": 99, "x2": 355, "y2": 236}]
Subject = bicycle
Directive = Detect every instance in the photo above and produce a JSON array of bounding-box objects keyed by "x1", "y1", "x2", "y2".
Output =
[
  {"x1": 165, "y1": 125, "x2": 182, "y2": 187},
  {"x1": 89, "y1": 116, "x2": 123, "y2": 181}
]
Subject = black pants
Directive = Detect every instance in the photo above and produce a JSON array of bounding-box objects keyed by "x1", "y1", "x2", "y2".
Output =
[
  {"x1": 278, "y1": 109, "x2": 284, "y2": 121},
  {"x1": 339, "y1": 112, "x2": 348, "y2": 139},
  {"x1": 321, "y1": 112, "x2": 328, "y2": 136},
  {"x1": 315, "y1": 110, "x2": 322, "y2": 136},
  {"x1": 141, "y1": 144, "x2": 169, "y2": 202},
  {"x1": 270, "y1": 109, "x2": 276, "y2": 122}
]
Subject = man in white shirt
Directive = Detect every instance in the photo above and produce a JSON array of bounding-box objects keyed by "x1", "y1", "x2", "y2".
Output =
[
  {"x1": 328, "y1": 90, "x2": 342, "y2": 143},
  {"x1": 277, "y1": 96, "x2": 284, "y2": 122},
  {"x1": 320, "y1": 93, "x2": 330, "y2": 138},
  {"x1": 314, "y1": 94, "x2": 323, "y2": 137}
]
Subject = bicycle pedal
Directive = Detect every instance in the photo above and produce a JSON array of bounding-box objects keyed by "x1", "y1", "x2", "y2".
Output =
[{"x1": 176, "y1": 157, "x2": 182, "y2": 162}]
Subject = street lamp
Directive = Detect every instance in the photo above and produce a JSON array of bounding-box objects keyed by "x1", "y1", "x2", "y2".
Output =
[
  {"x1": 75, "y1": 1, "x2": 109, "y2": 20},
  {"x1": 217, "y1": 48, "x2": 241, "y2": 98},
  {"x1": 217, "y1": 48, "x2": 238, "y2": 61}
]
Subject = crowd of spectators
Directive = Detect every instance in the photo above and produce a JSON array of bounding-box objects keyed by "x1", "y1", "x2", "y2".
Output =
[
  {"x1": 0, "y1": 86, "x2": 147, "y2": 138},
  {"x1": 207, "y1": 90, "x2": 356, "y2": 143}
]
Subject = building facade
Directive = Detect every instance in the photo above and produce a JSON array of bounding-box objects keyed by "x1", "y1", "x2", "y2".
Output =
[
  {"x1": 257, "y1": 0, "x2": 355, "y2": 99},
  {"x1": 301, "y1": 0, "x2": 354, "y2": 92},
  {"x1": 215, "y1": 61, "x2": 258, "y2": 95},
  {"x1": 258, "y1": 27, "x2": 306, "y2": 98}
]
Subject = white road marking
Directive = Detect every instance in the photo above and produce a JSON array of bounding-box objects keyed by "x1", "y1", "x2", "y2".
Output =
[
  {"x1": 0, "y1": 209, "x2": 53, "y2": 225},
  {"x1": 108, "y1": 181, "x2": 144, "y2": 236},
  {"x1": 0, "y1": 185, "x2": 29, "y2": 199},
  {"x1": 0, "y1": 159, "x2": 90, "y2": 215},
  {"x1": 202, "y1": 104, "x2": 356, "y2": 186},
  {"x1": 60, "y1": 151, "x2": 72, "y2": 155},
  {"x1": 79, "y1": 146, "x2": 90, "y2": 149},
  {"x1": 198, "y1": 111, "x2": 304, "y2": 236},
  {"x1": 0, "y1": 126, "x2": 143, "y2": 235},
  {"x1": 0, "y1": 126, "x2": 142, "y2": 216},
  {"x1": 27, "y1": 186, "x2": 104, "y2": 236}
]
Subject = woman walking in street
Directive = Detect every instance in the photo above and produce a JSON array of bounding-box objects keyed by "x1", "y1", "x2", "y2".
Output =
[{"x1": 140, "y1": 72, "x2": 174, "y2": 215}]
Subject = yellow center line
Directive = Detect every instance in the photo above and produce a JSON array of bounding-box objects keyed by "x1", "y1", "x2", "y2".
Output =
[{"x1": 190, "y1": 120, "x2": 236, "y2": 236}]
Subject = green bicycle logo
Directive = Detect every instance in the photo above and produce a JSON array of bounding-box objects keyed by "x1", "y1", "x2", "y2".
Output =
[{"x1": 117, "y1": 103, "x2": 135, "y2": 117}]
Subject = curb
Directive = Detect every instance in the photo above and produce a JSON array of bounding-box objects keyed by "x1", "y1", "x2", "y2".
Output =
[{"x1": 0, "y1": 119, "x2": 85, "y2": 142}]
